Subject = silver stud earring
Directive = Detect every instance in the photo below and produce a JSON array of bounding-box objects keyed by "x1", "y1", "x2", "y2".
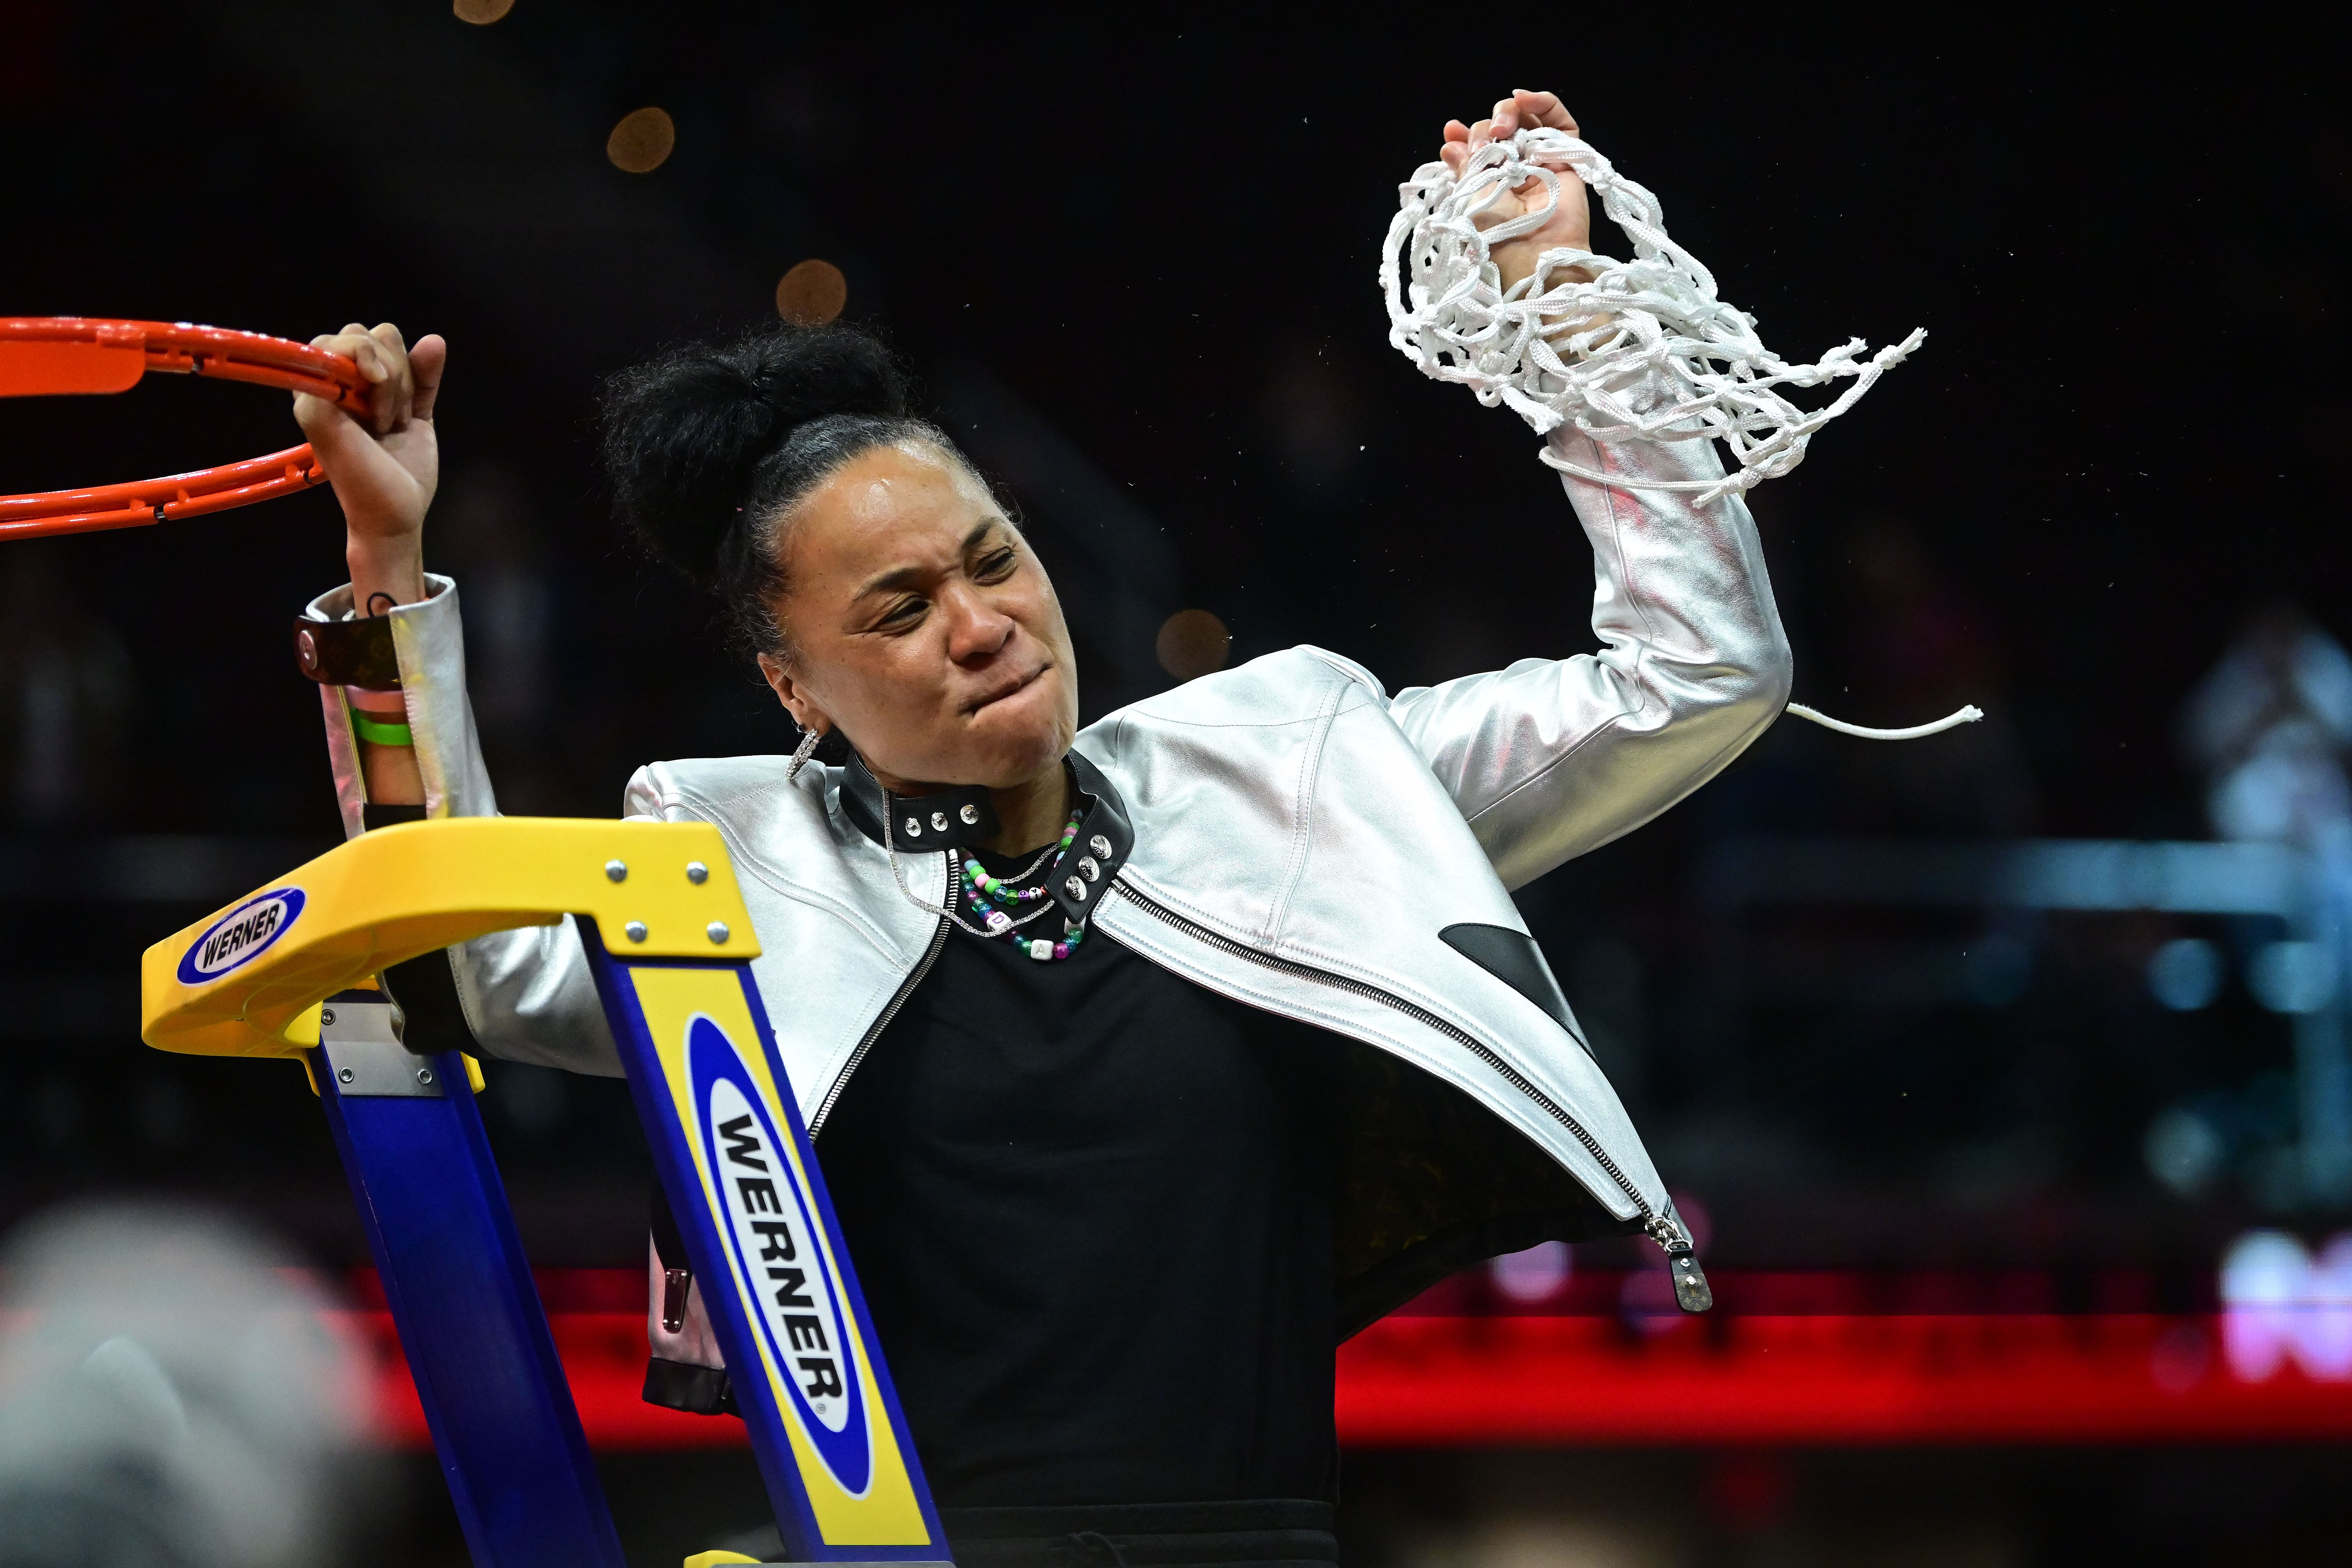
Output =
[{"x1": 785, "y1": 725, "x2": 823, "y2": 783}]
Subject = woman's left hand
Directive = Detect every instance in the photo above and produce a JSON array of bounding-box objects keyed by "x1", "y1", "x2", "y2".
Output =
[
  {"x1": 294, "y1": 321, "x2": 445, "y2": 607},
  {"x1": 1439, "y1": 90, "x2": 1593, "y2": 294}
]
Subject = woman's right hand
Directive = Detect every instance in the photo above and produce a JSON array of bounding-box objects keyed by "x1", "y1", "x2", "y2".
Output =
[
  {"x1": 1439, "y1": 90, "x2": 1593, "y2": 296},
  {"x1": 293, "y1": 322, "x2": 445, "y2": 607}
]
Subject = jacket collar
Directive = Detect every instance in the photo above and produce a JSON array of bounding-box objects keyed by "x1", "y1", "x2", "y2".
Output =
[{"x1": 837, "y1": 750, "x2": 1134, "y2": 924}]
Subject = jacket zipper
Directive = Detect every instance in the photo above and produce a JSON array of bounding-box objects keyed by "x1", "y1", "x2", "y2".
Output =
[
  {"x1": 1108, "y1": 877, "x2": 1712, "y2": 1311},
  {"x1": 808, "y1": 914, "x2": 951, "y2": 1138}
]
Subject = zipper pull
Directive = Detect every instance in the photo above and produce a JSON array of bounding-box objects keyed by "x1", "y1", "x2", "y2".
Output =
[
  {"x1": 1666, "y1": 1244, "x2": 1713, "y2": 1313},
  {"x1": 1645, "y1": 1214, "x2": 1714, "y2": 1313}
]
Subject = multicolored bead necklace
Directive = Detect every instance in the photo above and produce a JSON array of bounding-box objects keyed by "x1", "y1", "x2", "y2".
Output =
[{"x1": 957, "y1": 808, "x2": 1090, "y2": 961}]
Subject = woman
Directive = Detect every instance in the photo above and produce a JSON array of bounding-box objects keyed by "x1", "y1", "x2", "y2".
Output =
[{"x1": 294, "y1": 91, "x2": 1787, "y2": 1562}]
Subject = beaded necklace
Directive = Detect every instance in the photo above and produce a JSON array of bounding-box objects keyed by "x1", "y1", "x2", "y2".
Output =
[
  {"x1": 880, "y1": 785, "x2": 1094, "y2": 963},
  {"x1": 958, "y1": 808, "x2": 1089, "y2": 962}
]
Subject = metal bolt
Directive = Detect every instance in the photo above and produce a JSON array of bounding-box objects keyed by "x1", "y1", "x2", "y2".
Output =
[
  {"x1": 417, "y1": 1066, "x2": 435, "y2": 1086},
  {"x1": 960, "y1": 804, "x2": 981, "y2": 825},
  {"x1": 337, "y1": 1067, "x2": 355, "y2": 1084},
  {"x1": 686, "y1": 861, "x2": 709, "y2": 884},
  {"x1": 320, "y1": 1008, "x2": 336, "y2": 1026},
  {"x1": 625, "y1": 920, "x2": 648, "y2": 943},
  {"x1": 605, "y1": 859, "x2": 628, "y2": 882},
  {"x1": 707, "y1": 921, "x2": 730, "y2": 944}
]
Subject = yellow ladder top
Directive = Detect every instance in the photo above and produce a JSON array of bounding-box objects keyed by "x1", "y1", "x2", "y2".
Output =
[{"x1": 141, "y1": 816, "x2": 760, "y2": 1059}]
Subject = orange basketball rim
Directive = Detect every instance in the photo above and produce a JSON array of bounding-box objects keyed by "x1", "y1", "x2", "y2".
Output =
[{"x1": 0, "y1": 318, "x2": 369, "y2": 540}]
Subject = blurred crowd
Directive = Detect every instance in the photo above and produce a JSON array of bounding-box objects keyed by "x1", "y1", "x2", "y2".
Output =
[{"x1": 0, "y1": 1205, "x2": 375, "y2": 1568}]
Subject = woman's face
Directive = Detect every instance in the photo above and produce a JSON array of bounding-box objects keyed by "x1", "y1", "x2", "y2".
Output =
[{"x1": 757, "y1": 441, "x2": 1079, "y2": 792}]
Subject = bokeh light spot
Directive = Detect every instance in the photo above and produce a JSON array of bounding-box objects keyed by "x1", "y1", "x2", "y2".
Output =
[
  {"x1": 2143, "y1": 1105, "x2": 2224, "y2": 1196},
  {"x1": 1488, "y1": 1240, "x2": 1571, "y2": 1303},
  {"x1": 2249, "y1": 939, "x2": 2338, "y2": 1013},
  {"x1": 1156, "y1": 609, "x2": 1230, "y2": 682},
  {"x1": 452, "y1": 0, "x2": 515, "y2": 22},
  {"x1": 2147, "y1": 936, "x2": 2223, "y2": 1010},
  {"x1": 606, "y1": 107, "x2": 676, "y2": 174},
  {"x1": 775, "y1": 259, "x2": 849, "y2": 326}
]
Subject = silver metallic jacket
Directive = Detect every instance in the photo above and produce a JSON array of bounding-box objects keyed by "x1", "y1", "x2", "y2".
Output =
[{"x1": 305, "y1": 368, "x2": 1791, "y2": 1301}]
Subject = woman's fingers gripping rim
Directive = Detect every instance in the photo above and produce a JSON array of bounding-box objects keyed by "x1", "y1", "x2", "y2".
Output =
[
  {"x1": 314, "y1": 327, "x2": 389, "y2": 386},
  {"x1": 368, "y1": 323, "x2": 415, "y2": 429},
  {"x1": 294, "y1": 332, "x2": 370, "y2": 443},
  {"x1": 302, "y1": 324, "x2": 415, "y2": 434}
]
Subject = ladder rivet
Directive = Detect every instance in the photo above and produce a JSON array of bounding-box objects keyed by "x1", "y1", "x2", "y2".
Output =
[
  {"x1": 337, "y1": 1067, "x2": 354, "y2": 1084},
  {"x1": 707, "y1": 921, "x2": 730, "y2": 944},
  {"x1": 625, "y1": 920, "x2": 648, "y2": 943},
  {"x1": 605, "y1": 860, "x2": 628, "y2": 882},
  {"x1": 686, "y1": 861, "x2": 709, "y2": 884}
]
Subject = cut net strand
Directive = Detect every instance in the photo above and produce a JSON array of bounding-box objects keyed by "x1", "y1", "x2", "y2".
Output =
[
  {"x1": 1786, "y1": 703, "x2": 1983, "y2": 740},
  {"x1": 1381, "y1": 129, "x2": 1925, "y2": 506},
  {"x1": 1383, "y1": 132, "x2": 1971, "y2": 740}
]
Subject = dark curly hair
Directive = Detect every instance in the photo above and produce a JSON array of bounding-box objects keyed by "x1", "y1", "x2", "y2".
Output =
[{"x1": 599, "y1": 320, "x2": 963, "y2": 665}]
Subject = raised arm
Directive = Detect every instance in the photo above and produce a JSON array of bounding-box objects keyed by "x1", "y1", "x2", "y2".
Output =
[
  {"x1": 1385, "y1": 93, "x2": 1793, "y2": 890},
  {"x1": 1390, "y1": 391, "x2": 1791, "y2": 889},
  {"x1": 292, "y1": 323, "x2": 444, "y2": 811},
  {"x1": 294, "y1": 326, "x2": 621, "y2": 1075}
]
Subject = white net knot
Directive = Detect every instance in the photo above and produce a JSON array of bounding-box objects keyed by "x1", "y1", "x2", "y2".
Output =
[{"x1": 1382, "y1": 129, "x2": 1925, "y2": 504}]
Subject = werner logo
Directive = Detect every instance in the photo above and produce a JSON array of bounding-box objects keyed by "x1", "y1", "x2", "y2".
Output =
[
  {"x1": 176, "y1": 889, "x2": 306, "y2": 985},
  {"x1": 689, "y1": 1015, "x2": 871, "y2": 1494}
]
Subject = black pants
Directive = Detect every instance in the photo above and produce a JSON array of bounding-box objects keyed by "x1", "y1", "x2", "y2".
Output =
[{"x1": 939, "y1": 1500, "x2": 1338, "y2": 1568}]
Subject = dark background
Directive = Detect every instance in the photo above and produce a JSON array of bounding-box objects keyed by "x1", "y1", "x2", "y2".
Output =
[{"x1": 2, "y1": 4, "x2": 2348, "y2": 1563}]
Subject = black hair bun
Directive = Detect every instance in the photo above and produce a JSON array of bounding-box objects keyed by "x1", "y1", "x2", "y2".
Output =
[{"x1": 600, "y1": 321, "x2": 909, "y2": 589}]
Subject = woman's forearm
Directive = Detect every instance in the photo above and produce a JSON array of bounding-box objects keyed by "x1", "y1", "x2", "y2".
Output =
[
  {"x1": 1386, "y1": 364, "x2": 1793, "y2": 888},
  {"x1": 347, "y1": 534, "x2": 428, "y2": 807}
]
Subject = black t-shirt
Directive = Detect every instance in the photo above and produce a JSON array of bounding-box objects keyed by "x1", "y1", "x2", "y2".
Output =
[{"x1": 816, "y1": 847, "x2": 1343, "y2": 1509}]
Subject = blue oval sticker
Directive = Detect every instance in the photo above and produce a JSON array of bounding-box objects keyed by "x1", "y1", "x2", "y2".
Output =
[{"x1": 177, "y1": 888, "x2": 306, "y2": 985}]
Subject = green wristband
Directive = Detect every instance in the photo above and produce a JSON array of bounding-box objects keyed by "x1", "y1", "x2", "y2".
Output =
[{"x1": 350, "y1": 709, "x2": 414, "y2": 748}]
